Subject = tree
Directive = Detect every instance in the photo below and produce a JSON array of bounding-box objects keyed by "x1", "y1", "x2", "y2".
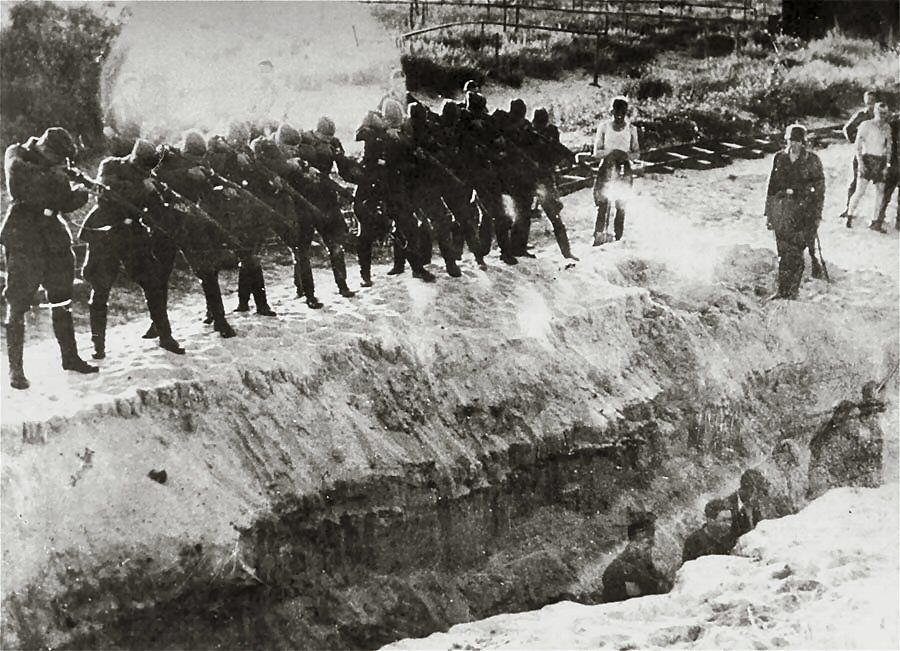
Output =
[{"x1": 0, "y1": 1, "x2": 120, "y2": 153}]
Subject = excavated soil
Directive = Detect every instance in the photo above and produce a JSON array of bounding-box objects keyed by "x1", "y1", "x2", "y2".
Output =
[{"x1": 1, "y1": 143, "x2": 897, "y2": 649}]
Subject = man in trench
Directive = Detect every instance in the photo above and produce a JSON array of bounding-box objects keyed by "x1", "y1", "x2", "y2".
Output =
[
  {"x1": 763, "y1": 123, "x2": 825, "y2": 300},
  {"x1": 601, "y1": 511, "x2": 671, "y2": 603},
  {"x1": 681, "y1": 498, "x2": 735, "y2": 563}
]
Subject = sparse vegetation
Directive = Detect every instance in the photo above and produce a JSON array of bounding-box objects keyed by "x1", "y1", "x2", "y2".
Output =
[{"x1": 398, "y1": 19, "x2": 897, "y2": 148}]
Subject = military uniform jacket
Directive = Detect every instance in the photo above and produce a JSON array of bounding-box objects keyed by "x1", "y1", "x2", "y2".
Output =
[
  {"x1": 764, "y1": 150, "x2": 825, "y2": 243},
  {"x1": 1, "y1": 139, "x2": 88, "y2": 253},
  {"x1": 152, "y1": 148, "x2": 209, "y2": 202},
  {"x1": 79, "y1": 156, "x2": 154, "y2": 244}
]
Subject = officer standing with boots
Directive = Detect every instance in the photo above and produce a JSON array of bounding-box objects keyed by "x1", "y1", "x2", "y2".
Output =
[
  {"x1": 80, "y1": 139, "x2": 185, "y2": 360},
  {"x1": 1, "y1": 127, "x2": 98, "y2": 389},
  {"x1": 764, "y1": 124, "x2": 825, "y2": 300},
  {"x1": 531, "y1": 108, "x2": 579, "y2": 261}
]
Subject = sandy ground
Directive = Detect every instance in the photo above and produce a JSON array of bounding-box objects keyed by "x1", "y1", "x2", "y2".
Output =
[{"x1": 2, "y1": 141, "x2": 896, "y2": 426}]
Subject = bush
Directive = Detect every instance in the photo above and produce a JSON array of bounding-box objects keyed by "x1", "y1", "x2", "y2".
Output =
[
  {"x1": 689, "y1": 32, "x2": 736, "y2": 58},
  {"x1": 401, "y1": 54, "x2": 483, "y2": 96},
  {"x1": 0, "y1": 1, "x2": 120, "y2": 155},
  {"x1": 626, "y1": 77, "x2": 674, "y2": 101}
]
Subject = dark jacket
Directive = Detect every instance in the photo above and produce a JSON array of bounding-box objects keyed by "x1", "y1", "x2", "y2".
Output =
[
  {"x1": 601, "y1": 543, "x2": 671, "y2": 603},
  {"x1": 764, "y1": 150, "x2": 825, "y2": 243},
  {"x1": 79, "y1": 155, "x2": 155, "y2": 244},
  {"x1": 1, "y1": 138, "x2": 88, "y2": 252},
  {"x1": 681, "y1": 526, "x2": 734, "y2": 563}
]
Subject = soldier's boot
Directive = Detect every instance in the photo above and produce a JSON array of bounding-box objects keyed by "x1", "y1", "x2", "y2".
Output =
[
  {"x1": 146, "y1": 291, "x2": 185, "y2": 355},
  {"x1": 51, "y1": 307, "x2": 99, "y2": 374},
  {"x1": 810, "y1": 256, "x2": 823, "y2": 280},
  {"x1": 201, "y1": 276, "x2": 236, "y2": 339},
  {"x1": 89, "y1": 303, "x2": 108, "y2": 360},
  {"x1": 5, "y1": 315, "x2": 29, "y2": 390},
  {"x1": 142, "y1": 323, "x2": 159, "y2": 339},
  {"x1": 250, "y1": 268, "x2": 277, "y2": 317},
  {"x1": 869, "y1": 220, "x2": 888, "y2": 233},
  {"x1": 451, "y1": 223, "x2": 464, "y2": 261},
  {"x1": 329, "y1": 248, "x2": 355, "y2": 298},
  {"x1": 235, "y1": 267, "x2": 252, "y2": 312},
  {"x1": 387, "y1": 240, "x2": 406, "y2": 275},
  {"x1": 357, "y1": 236, "x2": 374, "y2": 287},
  {"x1": 496, "y1": 227, "x2": 518, "y2": 266},
  {"x1": 552, "y1": 220, "x2": 579, "y2": 261},
  {"x1": 411, "y1": 264, "x2": 437, "y2": 283},
  {"x1": 437, "y1": 233, "x2": 462, "y2": 278}
]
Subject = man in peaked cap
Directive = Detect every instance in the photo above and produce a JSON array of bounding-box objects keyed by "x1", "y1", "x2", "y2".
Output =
[
  {"x1": 763, "y1": 123, "x2": 825, "y2": 300},
  {"x1": 1, "y1": 127, "x2": 97, "y2": 389}
]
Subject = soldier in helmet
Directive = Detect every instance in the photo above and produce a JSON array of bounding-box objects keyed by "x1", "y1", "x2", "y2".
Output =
[
  {"x1": 210, "y1": 129, "x2": 319, "y2": 310},
  {"x1": 80, "y1": 139, "x2": 185, "y2": 360},
  {"x1": 356, "y1": 100, "x2": 437, "y2": 283},
  {"x1": 459, "y1": 91, "x2": 516, "y2": 265},
  {"x1": 297, "y1": 116, "x2": 358, "y2": 296},
  {"x1": 1, "y1": 127, "x2": 98, "y2": 389},
  {"x1": 402, "y1": 102, "x2": 464, "y2": 278},
  {"x1": 152, "y1": 133, "x2": 240, "y2": 337},
  {"x1": 494, "y1": 98, "x2": 543, "y2": 259},
  {"x1": 353, "y1": 109, "x2": 396, "y2": 286},
  {"x1": 531, "y1": 108, "x2": 578, "y2": 260}
]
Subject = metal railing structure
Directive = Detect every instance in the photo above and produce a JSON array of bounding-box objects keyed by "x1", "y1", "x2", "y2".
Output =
[{"x1": 367, "y1": 0, "x2": 766, "y2": 84}]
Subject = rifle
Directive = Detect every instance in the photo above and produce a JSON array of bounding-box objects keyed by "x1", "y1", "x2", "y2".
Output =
[
  {"x1": 876, "y1": 360, "x2": 899, "y2": 394},
  {"x1": 65, "y1": 163, "x2": 148, "y2": 225},
  {"x1": 815, "y1": 234, "x2": 831, "y2": 282}
]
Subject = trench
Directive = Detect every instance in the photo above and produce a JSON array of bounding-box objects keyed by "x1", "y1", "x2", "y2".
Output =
[{"x1": 1, "y1": 233, "x2": 893, "y2": 650}]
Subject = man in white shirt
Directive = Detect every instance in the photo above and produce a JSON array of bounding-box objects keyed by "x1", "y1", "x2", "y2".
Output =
[
  {"x1": 846, "y1": 101, "x2": 893, "y2": 231},
  {"x1": 592, "y1": 96, "x2": 640, "y2": 245}
]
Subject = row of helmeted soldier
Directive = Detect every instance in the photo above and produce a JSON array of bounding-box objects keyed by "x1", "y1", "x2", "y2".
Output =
[{"x1": 2, "y1": 83, "x2": 579, "y2": 390}]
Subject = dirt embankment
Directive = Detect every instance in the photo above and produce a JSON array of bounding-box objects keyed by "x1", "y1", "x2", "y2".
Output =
[{"x1": 2, "y1": 144, "x2": 897, "y2": 649}]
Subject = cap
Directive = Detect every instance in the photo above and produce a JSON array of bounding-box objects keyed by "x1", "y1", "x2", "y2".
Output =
[
  {"x1": 182, "y1": 130, "x2": 207, "y2": 157},
  {"x1": 276, "y1": 123, "x2": 302, "y2": 147},
  {"x1": 509, "y1": 98, "x2": 526, "y2": 120},
  {"x1": 315, "y1": 116, "x2": 336, "y2": 138},
  {"x1": 130, "y1": 138, "x2": 159, "y2": 167},
  {"x1": 785, "y1": 123, "x2": 806, "y2": 142},
  {"x1": 37, "y1": 127, "x2": 78, "y2": 161}
]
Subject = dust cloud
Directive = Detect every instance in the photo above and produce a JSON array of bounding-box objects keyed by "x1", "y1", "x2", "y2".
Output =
[{"x1": 101, "y1": 1, "x2": 401, "y2": 146}]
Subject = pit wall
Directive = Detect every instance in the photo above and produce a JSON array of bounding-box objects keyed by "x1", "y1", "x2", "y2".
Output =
[{"x1": 1, "y1": 248, "x2": 892, "y2": 649}]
